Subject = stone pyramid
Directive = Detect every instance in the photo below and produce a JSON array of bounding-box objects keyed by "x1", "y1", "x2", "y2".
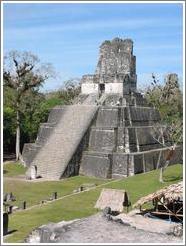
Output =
[{"x1": 23, "y1": 38, "x2": 182, "y2": 180}]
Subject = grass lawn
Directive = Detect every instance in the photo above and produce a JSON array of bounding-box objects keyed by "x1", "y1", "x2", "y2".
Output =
[
  {"x1": 3, "y1": 162, "x2": 27, "y2": 177},
  {"x1": 4, "y1": 164, "x2": 182, "y2": 243},
  {"x1": 3, "y1": 168, "x2": 108, "y2": 208}
]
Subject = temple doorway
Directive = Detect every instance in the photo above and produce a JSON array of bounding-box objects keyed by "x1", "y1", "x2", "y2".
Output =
[{"x1": 99, "y1": 83, "x2": 105, "y2": 95}]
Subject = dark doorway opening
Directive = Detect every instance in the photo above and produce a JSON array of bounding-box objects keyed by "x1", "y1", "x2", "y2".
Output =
[{"x1": 99, "y1": 83, "x2": 105, "y2": 94}]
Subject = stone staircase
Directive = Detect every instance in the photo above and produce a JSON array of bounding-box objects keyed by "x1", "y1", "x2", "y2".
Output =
[
  {"x1": 73, "y1": 93, "x2": 107, "y2": 105},
  {"x1": 82, "y1": 93, "x2": 99, "y2": 105},
  {"x1": 25, "y1": 104, "x2": 98, "y2": 179}
]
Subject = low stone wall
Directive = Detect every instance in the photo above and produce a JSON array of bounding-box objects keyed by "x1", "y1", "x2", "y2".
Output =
[
  {"x1": 81, "y1": 146, "x2": 182, "y2": 179},
  {"x1": 129, "y1": 107, "x2": 161, "y2": 126},
  {"x1": 80, "y1": 152, "x2": 112, "y2": 179}
]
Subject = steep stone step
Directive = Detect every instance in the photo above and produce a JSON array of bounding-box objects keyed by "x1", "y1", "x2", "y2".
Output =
[
  {"x1": 73, "y1": 94, "x2": 89, "y2": 104},
  {"x1": 30, "y1": 105, "x2": 98, "y2": 179},
  {"x1": 82, "y1": 93, "x2": 99, "y2": 105},
  {"x1": 35, "y1": 123, "x2": 55, "y2": 144},
  {"x1": 22, "y1": 143, "x2": 42, "y2": 167}
]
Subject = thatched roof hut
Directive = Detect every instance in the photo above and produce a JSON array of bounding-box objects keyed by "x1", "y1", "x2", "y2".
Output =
[{"x1": 133, "y1": 181, "x2": 183, "y2": 208}]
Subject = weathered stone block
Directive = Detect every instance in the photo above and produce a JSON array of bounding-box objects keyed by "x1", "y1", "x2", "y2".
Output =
[
  {"x1": 112, "y1": 153, "x2": 129, "y2": 176},
  {"x1": 105, "y1": 83, "x2": 123, "y2": 94},
  {"x1": 22, "y1": 143, "x2": 41, "y2": 167},
  {"x1": 47, "y1": 107, "x2": 66, "y2": 124},
  {"x1": 129, "y1": 107, "x2": 160, "y2": 126},
  {"x1": 89, "y1": 128, "x2": 116, "y2": 152},
  {"x1": 81, "y1": 83, "x2": 99, "y2": 94},
  {"x1": 95, "y1": 188, "x2": 125, "y2": 212},
  {"x1": 36, "y1": 124, "x2": 54, "y2": 144},
  {"x1": 133, "y1": 154, "x2": 144, "y2": 174},
  {"x1": 80, "y1": 153, "x2": 111, "y2": 178},
  {"x1": 96, "y1": 108, "x2": 119, "y2": 127}
]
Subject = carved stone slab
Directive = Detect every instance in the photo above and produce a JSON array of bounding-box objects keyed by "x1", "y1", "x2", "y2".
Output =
[{"x1": 95, "y1": 188, "x2": 125, "y2": 212}]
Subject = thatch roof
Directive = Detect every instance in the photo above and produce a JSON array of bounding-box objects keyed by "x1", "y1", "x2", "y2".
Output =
[{"x1": 133, "y1": 181, "x2": 183, "y2": 208}]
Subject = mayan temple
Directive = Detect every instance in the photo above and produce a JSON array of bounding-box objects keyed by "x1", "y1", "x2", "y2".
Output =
[{"x1": 23, "y1": 38, "x2": 181, "y2": 180}]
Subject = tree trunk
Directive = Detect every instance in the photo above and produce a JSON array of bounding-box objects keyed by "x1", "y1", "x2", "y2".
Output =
[
  {"x1": 159, "y1": 160, "x2": 170, "y2": 183},
  {"x1": 159, "y1": 167, "x2": 164, "y2": 183},
  {"x1": 156, "y1": 149, "x2": 162, "y2": 169},
  {"x1": 16, "y1": 109, "x2": 21, "y2": 161}
]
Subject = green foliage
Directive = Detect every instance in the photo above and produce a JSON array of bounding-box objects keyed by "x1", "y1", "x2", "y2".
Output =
[
  {"x1": 144, "y1": 74, "x2": 183, "y2": 144},
  {"x1": 4, "y1": 164, "x2": 182, "y2": 243},
  {"x1": 3, "y1": 78, "x2": 81, "y2": 154},
  {"x1": 3, "y1": 106, "x2": 16, "y2": 152},
  {"x1": 3, "y1": 54, "x2": 81, "y2": 155},
  {"x1": 45, "y1": 79, "x2": 81, "y2": 105},
  {"x1": 3, "y1": 51, "x2": 56, "y2": 158},
  {"x1": 3, "y1": 87, "x2": 17, "y2": 152},
  {"x1": 4, "y1": 86, "x2": 45, "y2": 152},
  {"x1": 19, "y1": 92, "x2": 66, "y2": 148}
]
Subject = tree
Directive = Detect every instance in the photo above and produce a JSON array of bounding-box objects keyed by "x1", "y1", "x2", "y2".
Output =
[
  {"x1": 151, "y1": 122, "x2": 182, "y2": 182},
  {"x1": 145, "y1": 73, "x2": 183, "y2": 123},
  {"x1": 44, "y1": 78, "x2": 81, "y2": 105},
  {"x1": 3, "y1": 51, "x2": 54, "y2": 161},
  {"x1": 145, "y1": 73, "x2": 183, "y2": 182},
  {"x1": 57, "y1": 78, "x2": 81, "y2": 104}
]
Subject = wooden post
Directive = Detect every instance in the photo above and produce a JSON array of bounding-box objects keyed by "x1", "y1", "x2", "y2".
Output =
[
  {"x1": 52, "y1": 192, "x2": 57, "y2": 200},
  {"x1": 3, "y1": 213, "x2": 9, "y2": 235},
  {"x1": 8, "y1": 205, "x2": 13, "y2": 214},
  {"x1": 155, "y1": 199, "x2": 158, "y2": 211},
  {"x1": 23, "y1": 201, "x2": 26, "y2": 209}
]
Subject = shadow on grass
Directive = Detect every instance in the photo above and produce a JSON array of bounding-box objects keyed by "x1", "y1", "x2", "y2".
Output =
[
  {"x1": 163, "y1": 175, "x2": 183, "y2": 182},
  {"x1": 6, "y1": 229, "x2": 17, "y2": 235}
]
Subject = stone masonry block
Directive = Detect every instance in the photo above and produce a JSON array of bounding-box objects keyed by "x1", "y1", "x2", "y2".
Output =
[
  {"x1": 89, "y1": 128, "x2": 116, "y2": 151},
  {"x1": 80, "y1": 154, "x2": 111, "y2": 178}
]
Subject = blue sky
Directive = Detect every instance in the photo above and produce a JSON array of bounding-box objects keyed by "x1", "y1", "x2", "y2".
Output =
[{"x1": 3, "y1": 2, "x2": 183, "y2": 91}]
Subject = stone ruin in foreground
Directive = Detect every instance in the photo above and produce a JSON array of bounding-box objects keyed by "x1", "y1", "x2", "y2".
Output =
[{"x1": 23, "y1": 38, "x2": 182, "y2": 180}]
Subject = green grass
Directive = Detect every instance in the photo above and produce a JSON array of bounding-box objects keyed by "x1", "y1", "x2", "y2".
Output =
[
  {"x1": 3, "y1": 162, "x2": 27, "y2": 177},
  {"x1": 6, "y1": 190, "x2": 100, "y2": 243},
  {"x1": 4, "y1": 164, "x2": 182, "y2": 243},
  {"x1": 4, "y1": 175, "x2": 108, "y2": 208},
  {"x1": 104, "y1": 164, "x2": 183, "y2": 208}
]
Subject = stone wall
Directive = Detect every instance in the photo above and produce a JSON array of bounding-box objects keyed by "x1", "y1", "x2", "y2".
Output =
[
  {"x1": 81, "y1": 38, "x2": 137, "y2": 95},
  {"x1": 80, "y1": 101, "x2": 182, "y2": 179},
  {"x1": 81, "y1": 145, "x2": 182, "y2": 179},
  {"x1": 81, "y1": 83, "x2": 99, "y2": 94},
  {"x1": 80, "y1": 152, "x2": 112, "y2": 179},
  {"x1": 95, "y1": 38, "x2": 135, "y2": 76}
]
